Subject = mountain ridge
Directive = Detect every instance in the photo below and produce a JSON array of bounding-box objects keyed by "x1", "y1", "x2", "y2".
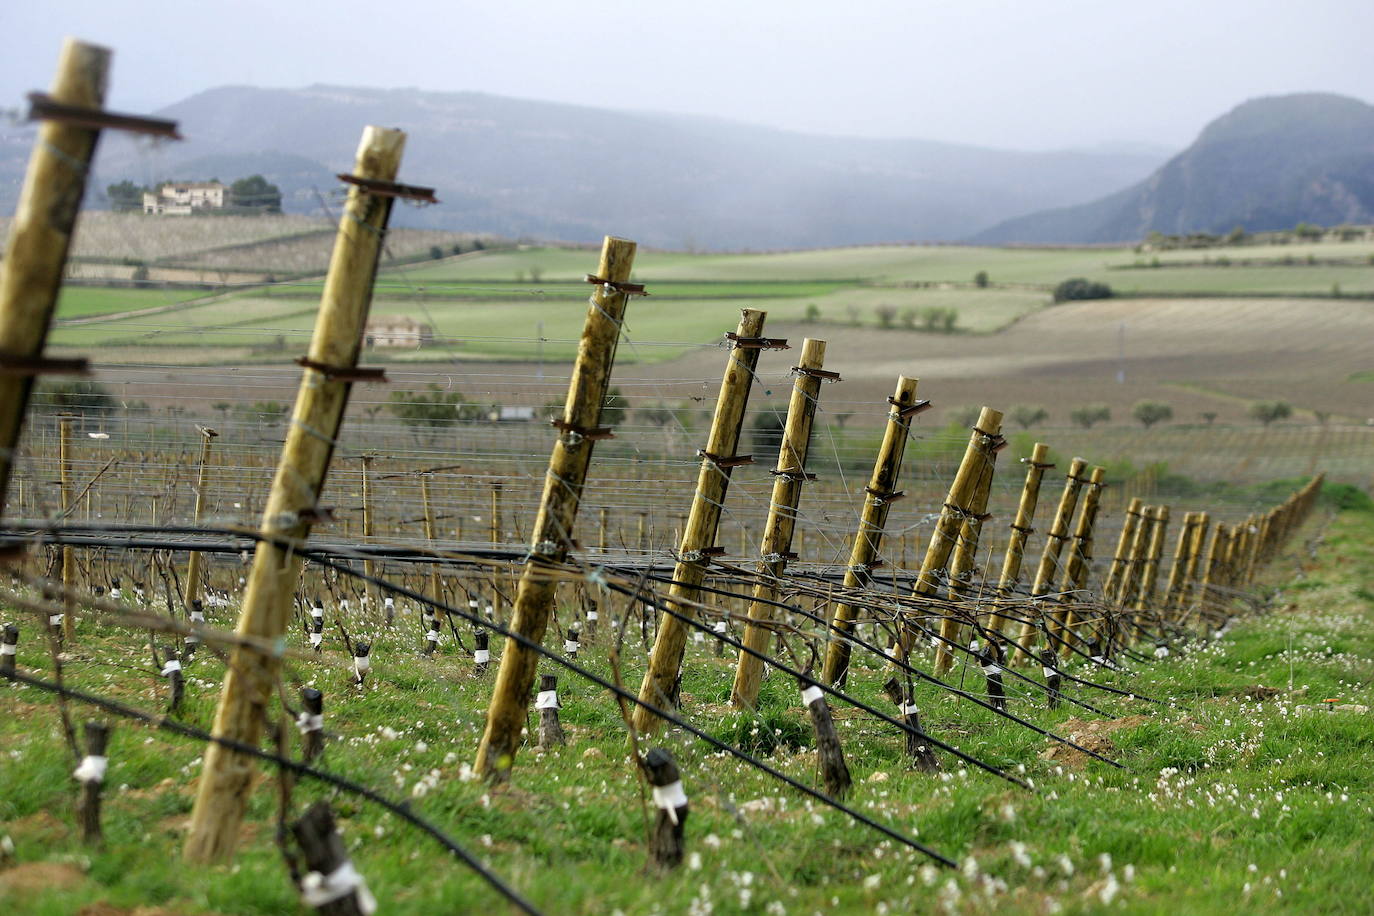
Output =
[
  {"x1": 973, "y1": 92, "x2": 1374, "y2": 244},
  {"x1": 0, "y1": 83, "x2": 1169, "y2": 249}
]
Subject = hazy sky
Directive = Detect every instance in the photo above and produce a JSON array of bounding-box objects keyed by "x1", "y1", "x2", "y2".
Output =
[{"x1": 3, "y1": 0, "x2": 1370, "y2": 151}]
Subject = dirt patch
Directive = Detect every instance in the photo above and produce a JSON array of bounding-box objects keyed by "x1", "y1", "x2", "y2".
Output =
[
  {"x1": 0, "y1": 861, "x2": 87, "y2": 895},
  {"x1": 1041, "y1": 715, "x2": 1152, "y2": 767},
  {"x1": 78, "y1": 905, "x2": 198, "y2": 916},
  {"x1": 4, "y1": 810, "x2": 70, "y2": 844}
]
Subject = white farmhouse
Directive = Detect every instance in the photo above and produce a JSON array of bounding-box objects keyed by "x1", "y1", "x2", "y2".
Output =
[{"x1": 143, "y1": 181, "x2": 228, "y2": 215}]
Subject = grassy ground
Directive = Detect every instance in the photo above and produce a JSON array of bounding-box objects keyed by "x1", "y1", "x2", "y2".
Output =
[{"x1": 2, "y1": 506, "x2": 1371, "y2": 914}]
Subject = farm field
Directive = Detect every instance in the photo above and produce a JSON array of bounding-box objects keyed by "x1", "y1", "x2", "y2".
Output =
[{"x1": 2, "y1": 502, "x2": 1371, "y2": 915}]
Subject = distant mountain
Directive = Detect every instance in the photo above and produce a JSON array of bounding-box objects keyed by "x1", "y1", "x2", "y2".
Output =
[
  {"x1": 974, "y1": 93, "x2": 1374, "y2": 244},
  {"x1": 0, "y1": 85, "x2": 1168, "y2": 250}
]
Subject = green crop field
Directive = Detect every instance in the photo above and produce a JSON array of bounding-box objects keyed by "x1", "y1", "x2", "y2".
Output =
[
  {"x1": 2, "y1": 504, "x2": 1371, "y2": 915},
  {"x1": 54, "y1": 286, "x2": 211, "y2": 320}
]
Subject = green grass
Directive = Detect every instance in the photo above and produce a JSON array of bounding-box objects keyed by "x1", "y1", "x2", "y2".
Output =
[
  {"x1": 2, "y1": 508, "x2": 1372, "y2": 914},
  {"x1": 54, "y1": 286, "x2": 209, "y2": 320}
]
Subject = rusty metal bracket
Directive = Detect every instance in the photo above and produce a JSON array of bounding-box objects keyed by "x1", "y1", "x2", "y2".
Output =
[
  {"x1": 26, "y1": 93, "x2": 181, "y2": 139},
  {"x1": 1022, "y1": 459, "x2": 1057, "y2": 470},
  {"x1": 295, "y1": 357, "x2": 388, "y2": 383},
  {"x1": 584, "y1": 275, "x2": 648, "y2": 296},
  {"x1": 551, "y1": 418, "x2": 615, "y2": 441},
  {"x1": 0, "y1": 353, "x2": 90, "y2": 377},
  {"x1": 865, "y1": 487, "x2": 906, "y2": 504},
  {"x1": 790, "y1": 366, "x2": 842, "y2": 382},
  {"x1": 1009, "y1": 523, "x2": 1036, "y2": 535},
  {"x1": 724, "y1": 332, "x2": 789, "y2": 350},
  {"x1": 770, "y1": 468, "x2": 817, "y2": 482},
  {"x1": 697, "y1": 449, "x2": 754, "y2": 469},
  {"x1": 336, "y1": 173, "x2": 438, "y2": 204},
  {"x1": 888, "y1": 397, "x2": 932, "y2": 418},
  {"x1": 944, "y1": 502, "x2": 992, "y2": 523}
]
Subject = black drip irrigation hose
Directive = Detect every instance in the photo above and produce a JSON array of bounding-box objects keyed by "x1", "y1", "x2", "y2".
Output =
[
  {"x1": 302, "y1": 550, "x2": 962, "y2": 868},
  {"x1": 637, "y1": 567, "x2": 1119, "y2": 719},
  {"x1": 0, "y1": 668, "x2": 545, "y2": 916}
]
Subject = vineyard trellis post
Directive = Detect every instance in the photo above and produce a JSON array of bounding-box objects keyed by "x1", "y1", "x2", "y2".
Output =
[
  {"x1": 821, "y1": 375, "x2": 922, "y2": 687},
  {"x1": 1011, "y1": 455, "x2": 1087, "y2": 661},
  {"x1": 635, "y1": 309, "x2": 775, "y2": 732},
  {"x1": 184, "y1": 125, "x2": 409, "y2": 862},
  {"x1": 184, "y1": 427, "x2": 218, "y2": 609},
  {"x1": 59, "y1": 415, "x2": 76, "y2": 638},
  {"x1": 897, "y1": 407, "x2": 1003, "y2": 660},
  {"x1": 0, "y1": 40, "x2": 108, "y2": 513},
  {"x1": 1054, "y1": 465, "x2": 1105, "y2": 655},
  {"x1": 731, "y1": 338, "x2": 830, "y2": 708},
  {"x1": 991, "y1": 442, "x2": 1051, "y2": 637},
  {"x1": 474, "y1": 235, "x2": 639, "y2": 781},
  {"x1": 932, "y1": 424, "x2": 1002, "y2": 675},
  {"x1": 1134, "y1": 505, "x2": 1171, "y2": 612}
]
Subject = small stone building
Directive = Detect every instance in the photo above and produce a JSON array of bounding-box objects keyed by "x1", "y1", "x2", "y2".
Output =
[{"x1": 363, "y1": 315, "x2": 434, "y2": 348}]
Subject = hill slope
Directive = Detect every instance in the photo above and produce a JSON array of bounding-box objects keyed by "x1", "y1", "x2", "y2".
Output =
[
  {"x1": 0, "y1": 85, "x2": 1165, "y2": 250},
  {"x1": 974, "y1": 93, "x2": 1374, "y2": 243}
]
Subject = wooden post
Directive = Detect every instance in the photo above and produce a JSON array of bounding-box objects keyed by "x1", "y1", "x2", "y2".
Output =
[
  {"x1": 1174, "y1": 512, "x2": 1210, "y2": 616},
  {"x1": 489, "y1": 482, "x2": 501, "y2": 545},
  {"x1": 420, "y1": 474, "x2": 442, "y2": 601},
  {"x1": 474, "y1": 236, "x2": 638, "y2": 781},
  {"x1": 58, "y1": 416, "x2": 76, "y2": 639},
  {"x1": 898, "y1": 408, "x2": 1004, "y2": 660},
  {"x1": 932, "y1": 427, "x2": 1001, "y2": 675},
  {"x1": 821, "y1": 376, "x2": 921, "y2": 686},
  {"x1": 184, "y1": 427, "x2": 218, "y2": 608},
  {"x1": 1054, "y1": 466, "x2": 1105, "y2": 656},
  {"x1": 635, "y1": 310, "x2": 772, "y2": 730},
  {"x1": 730, "y1": 339, "x2": 829, "y2": 708},
  {"x1": 598, "y1": 506, "x2": 609, "y2": 551},
  {"x1": 1101, "y1": 497, "x2": 1144, "y2": 606},
  {"x1": 1011, "y1": 456, "x2": 1087, "y2": 661},
  {"x1": 1134, "y1": 506, "x2": 1171, "y2": 611},
  {"x1": 0, "y1": 40, "x2": 109, "y2": 512},
  {"x1": 992, "y1": 443, "x2": 1052, "y2": 637},
  {"x1": 184, "y1": 125, "x2": 406, "y2": 863},
  {"x1": 1161, "y1": 512, "x2": 1201, "y2": 613}
]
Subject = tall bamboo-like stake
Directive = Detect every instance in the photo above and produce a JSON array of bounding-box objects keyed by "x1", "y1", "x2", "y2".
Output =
[
  {"x1": 360, "y1": 455, "x2": 378, "y2": 615},
  {"x1": 475, "y1": 236, "x2": 638, "y2": 780},
  {"x1": 992, "y1": 443, "x2": 1051, "y2": 637},
  {"x1": 1054, "y1": 466, "x2": 1105, "y2": 656},
  {"x1": 635, "y1": 310, "x2": 772, "y2": 731},
  {"x1": 421, "y1": 474, "x2": 442, "y2": 601},
  {"x1": 730, "y1": 339, "x2": 829, "y2": 708},
  {"x1": 932, "y1": 434, "x2": 1001, "y2": 675},
  {"x1": 184, "y1": 126, "x2": 406, "y2": 863},
  {"x1": 58, "y1": 416, "x2": 76, "y2": 638},
  {"x1": 1161, "y1": 512, "x2": 1201, "y2": 614},
  {"x1": 1011, "y1": 456, "x2": 1087, "y2": 661},
  {"x1": 1134, "y1": 506, "x2": 1171, "y2": 612},
  {"x1": 184, "y1": 427, "x2": 217, "y2": 608},
  {"x1": 821, "y1": 376, "x2": 921, "y2": 686},
  {"x1": 896, "y1": 407, "x2": 1004, "y2": 660},
  {"x1": 1100, "y1": 497, "x2": 1144, "y2": 606},
  {"x1": 0, "y1": 40, "x2": 109, "y2": 513}
]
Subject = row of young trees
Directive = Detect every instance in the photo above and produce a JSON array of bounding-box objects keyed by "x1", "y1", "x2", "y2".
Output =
[{"x1": 973, "y1": 400, "x2": 1299, "y2": 430}]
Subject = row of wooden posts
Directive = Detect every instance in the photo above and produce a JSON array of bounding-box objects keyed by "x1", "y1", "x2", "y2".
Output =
[{"x1": 0, "y1": 40, "x2": 1325, "y2": 870}]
